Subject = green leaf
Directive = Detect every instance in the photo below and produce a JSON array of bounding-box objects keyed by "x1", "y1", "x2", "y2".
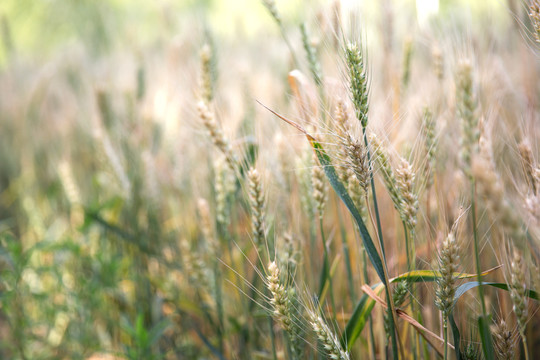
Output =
[
  {"x1": 318, "y1": 248, "x2": 330, "y2": 300},
  {"x1": 454, "y1": 281, "x2": 540, "y2": 303},
  {"x1": 342, "y1": 269, "x2": 498, "y2": 350},
  {"x1": 310, "y1": 139, "x2": 396, "y2": 355},
  {"x1": 478, "y1": 315, "x2": 495, "y2": 360},
  {"x1": 311, "y1": 141, "x2": 388, "y2": 282},
  {"x1": 449, "y1": 313, "x2": 461, "y2": 360},
  {"x1": 343, "y1": 290, "x2": 378, "y2": 350},
  {"x1": 450, "y1": 281, "x2": 540, "y2": 360}
]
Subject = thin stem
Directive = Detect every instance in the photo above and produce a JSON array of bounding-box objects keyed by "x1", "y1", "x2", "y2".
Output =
[
  {"x1": 426, "y1": 186, "x2": 432, "y2": 260},
  {"x1": 320, "y1": 216, "x2": 337, "y2": 321},
  {"x1": 523, "y1": 335, "x2": 530, "y2": 360},
  {"x1": 443, "y1": 318, "x2": 448, "y2": 360},
  {"x1": 214, "y1": 269, "x2": 225, "y2": 354},
  {"x1": 403, "y1": 223, "x2": 419, "y2": 360},
  {"x1": 362, "y1": 127, "x2": 402, "y2": 359},
  {"x1": 269, "y1": 317, "x2": 277, "y2": 360},
  {"x1": 402, "y1": 221, "x2": 419, "y2": 359},
  {"x1": 471, "y1": 180, "x2": 487, "y2": 316},
  {"x1": 336, "y1": 198, "x2": 356, "y2": 302},
  {"x1": 403, "y1": 222, "x2": 412, "y2": 272},
  {"x1": 362, "y1": 245, "x2": 377, "y2": 360}
]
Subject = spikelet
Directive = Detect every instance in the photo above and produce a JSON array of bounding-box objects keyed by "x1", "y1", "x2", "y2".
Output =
[
  {"x1": 333, "y1": 101, "x2": 369, "y2": 216},
  {"x1": 435, "y1": 232, "x2": 460, "y2": 318},
  {"x1": 334, "y1": 100, "x2": 350, "y2": 135},
  {"x1": 181, "y1": 238, "x2": 208, "y2": 289},
  {"x1": 509, "y1": 250, "x2": 528, "y2": 338},
  {"x1": 334, "y1": 100, "x2": 353, "y2": 184},
  {"x1": 395, "y1": 157, "x2": 419, "y2": 231},
  {"x1": 456, "y1": 60, "x2": 479, "y2": 178},
  {"x1": 432, "y1": 46, "x2": 444, "y2": 81},
  {"x1": 529, "y1": 0, "x2": 540, "y2": 44},
  {"x1": 401, "y1": 37, "x2": 413, "y2": 89},
  {"x1": 58, "y1": 159, "x2": 84, "y2": 227},
  {"x1": 200, "y1": 44, "x2": 213, "y2": 103},
  {"x1": 345, "y1": 134, "x2": 370, "y2": 193},
  {"x1": 277, "y1": 233, "x2": 300, "y2": 288},
  {"x1": 348, "y1": 173, "x2": 368, "y2": 222},
  {"x1": 518, "y1": 141, "x2": 538, "y2": 195},
  {"x1": 215, "y1": 159, "x2": 234, "y2": 226},
  {"x1": 306, "y1": 307, "x2": 350, "y2": 360},
  {"x1": 312, "y1": 153, "x2": 328, "y2": 219},
  {"x1": 279, "y1": 233, "x2": 298, "y2": 279},
  {"x1": 462, "y1": 344, "x2": 479, "y2": 360},
  {"x1": 345, "y1": 43, "x2": 369, "y2": 128},
  {"x1": 247, "y1": 168, "x2": 266, "y2": 249},
  {"x1": 197, "y1": 100, "x2": 236, "y2": 171},
  {"x1": 422, "y1": 107, "x2": 437, "y2": 187},
  {"x1": 266, "y1": 261, "x2": 303, "y2": 358},
  {"x1": 492, "y1": 319, "x2": 516, "y2": 360},
  {"x1": 267, "y1": 261, "x2": 290, "y2": 329},
  {"x1": 58, "y1": 160, "x2": 81, "y2": 205}
]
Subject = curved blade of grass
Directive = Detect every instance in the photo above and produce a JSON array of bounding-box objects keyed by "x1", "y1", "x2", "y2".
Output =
[
  {"x1": 310, "y1": 141, "x2": 388, "y2": 285},
  {"x1": 258, "y1": 101, "x2": 386, "y2": 281},
  {"x1": 449, "y1": 313, "x2": 461, "y2": 360},
  {"x1": 343, "y1": 284, "x2": 384, "y2": 350},
  {"x1": 360, "y1": 284, "x2": 449, "y2": 357},
  {"x1": 451, "y1": 281, "x2": 540, "y2": 360},
  {"x1": 318, "y1": 254, "x2": 342, "y2": 308},
  {"x1": 390, "y1": 266, "x2": 500, "y2": 283},
  {"x1": 313, "y1": 138, "x2": 406, "y2": 359},
  {"x1": 478, "y1": 314, "x2": 495, "y2": 360},
  {"x1": 454, "y1": 281, "x2": 540, "y2": 302},
  {"x1": 318, "y1": 252, "x2": 330, "y2": 300},
  {"x1": 342, "y1": 267, "x2": 500, "y2": 350},
  {"x1": 258, "y1": 100, "x2": 397, "y2": 352}
]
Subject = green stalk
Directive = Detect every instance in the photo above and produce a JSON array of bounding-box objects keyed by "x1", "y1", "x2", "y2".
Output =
[
  {"x1": 362, "y1": 245, "x2": 377, "y2": 360},
  {"x1": 471, "y1": 181, "x2": 487, "y2": 316},
  {"x1": 214, "y1": 262, "x2": 225, "y2": 354},
  {"x1": 308, "y1": 208, "x2": 317, "y2": 288},
  {"x1": 523, "y1": 336, "x2": 530, "y2": 360},
  {"x1": 403, "y1": 223, "x2": 412, "y2": 272},
  {"x1": 443, "y1": 318, "x2": 448, "y2": 360},
  {"x1": 319, "y1": 217, "x2": 337, "y2": 321},
  {"x1": 336, "y1": 198, "x2": 356, "y2": 302},
  {"x1": 403, "y1": 223, "x2": 418, "y2": 360},
  {"x1": 269, "y1": 316, "x2": 277, "y2": 360},
  {"x1": 362, "y1": 128, "x2": 399, "y2": 359}
]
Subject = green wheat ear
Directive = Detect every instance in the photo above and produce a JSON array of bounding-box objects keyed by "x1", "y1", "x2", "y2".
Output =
[
  {"x1": 306, "y1": 305, "x2": 351, "y2": 360},
  {"x1": 345, "y1": 43, "x2": 369, "y2": 128}
]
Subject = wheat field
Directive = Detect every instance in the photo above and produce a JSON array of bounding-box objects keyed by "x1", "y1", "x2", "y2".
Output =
[{"x1": 0, "y1": 1, "x2": 539, "y2": 359}]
